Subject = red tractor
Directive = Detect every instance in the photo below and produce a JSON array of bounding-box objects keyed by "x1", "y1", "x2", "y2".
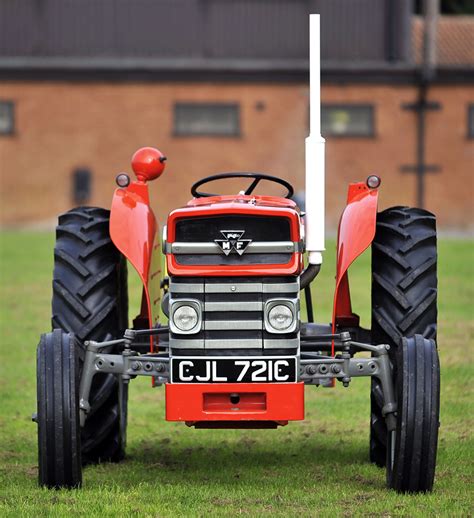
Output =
[{"x1": 35, "y1": 16, "x2": 439, "y2": 492}]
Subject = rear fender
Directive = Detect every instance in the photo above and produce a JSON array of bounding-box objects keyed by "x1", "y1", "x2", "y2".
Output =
[
  {"x1": 110, "y1": 181, "x2": 161, "y2": 331},
  {"x1": 332, "y1": 182, "x2": 379, "y2": 336}
]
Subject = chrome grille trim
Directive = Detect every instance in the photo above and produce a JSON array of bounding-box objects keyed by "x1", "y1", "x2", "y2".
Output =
[
  {"x1": 169, "y1": 276, "x2": 300, "y2": 352},
  {"x1": 168, "y1": 241, "x2": 300, "y2": 254},
  {"x1": 170, "y1": 283, "x2": 204, "y2": 293},
  {"x1": 205, "y1": 320, "x2": 262, "y2": 331},
  {"x1": 171, "y1": 339, "x2": 204, "y2": 349},
  {"x1": 264, "y1": 338, "x2": 299, "y2": 349},
  {"x1": 205, "y1": 301, "x2": 263, "y2": 312},
  {"x1": 205, "y1": 282, "x2": 299, "y2": 294},
  {"x1": 205, "y1": 339, "x2": 262, "y2": 349},
  {"x1": 205, "y1": 283, "x2": 262, "y2": 293},
  {"x1": 263, "y1": 282, "x2": 299, "y2": 293}
]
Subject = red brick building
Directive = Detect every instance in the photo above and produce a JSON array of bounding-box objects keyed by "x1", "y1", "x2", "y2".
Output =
[{"x1": 0, "y1": 1, "x2": 473, "y2": 231}]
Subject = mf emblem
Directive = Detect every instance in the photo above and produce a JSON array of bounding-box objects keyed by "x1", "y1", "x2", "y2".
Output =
[{"x1": 215, "y1": 230, "x2": 252, "y2": 256}]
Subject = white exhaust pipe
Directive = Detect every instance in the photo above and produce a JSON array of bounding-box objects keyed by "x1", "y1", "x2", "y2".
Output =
[{"x1": 305, "y1": 14, "x2": 325, "y2": 265}]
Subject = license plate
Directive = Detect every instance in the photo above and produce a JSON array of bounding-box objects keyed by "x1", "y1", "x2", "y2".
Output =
[{"x1": 171, "y1": 356, "x2": 297, "y2": 383}]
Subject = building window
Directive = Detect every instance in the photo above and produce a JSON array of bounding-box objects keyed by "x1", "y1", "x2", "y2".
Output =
[
  {"x1": 468, "y1": 105, "x2": 474, "y2": 139},
  {"x1": 0, "y1": 101, "x2": 15, "y2": 135},
  {"x1": 174, "y1": 103, "x2": 240, "y2": 137},
  {"x1": 321, "y1": 104, "x2": 374, "y2": 138},
  {"x1": 72, "y1": 168, "x2": 92, "y2": 205}
]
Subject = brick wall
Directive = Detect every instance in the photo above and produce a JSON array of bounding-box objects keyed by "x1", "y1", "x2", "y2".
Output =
[{"x1": 0, "y1": 81, "x2": 472, "y2": 231}]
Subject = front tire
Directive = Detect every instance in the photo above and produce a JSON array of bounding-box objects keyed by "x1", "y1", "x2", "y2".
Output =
[
  {"x1": 37, "y1": 330, "x2": 82, "y2": 488},
  {"x1": 52, "y1": 207, "x2": 128, "y2": 464},
  {"x1": 387, "y1": 335, "x2": 440, "y2": 492},
  {"x1": 370, "y1": 207, "x2": 437, "y2": 467}
]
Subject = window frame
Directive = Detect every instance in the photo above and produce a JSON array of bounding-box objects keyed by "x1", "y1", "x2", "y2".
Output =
[
  {"x1": 321, "y1": 103, "x2": 375, "y2": 138},
  {"x1": 0, "y1": 100, "x2": 15, "y2": 136},
  {"x1": 173, "y1": 102, "x2": 241, "y2": 138},
  {"x1": 468, "y1": 104, "x2": 474, "y2": 139}
]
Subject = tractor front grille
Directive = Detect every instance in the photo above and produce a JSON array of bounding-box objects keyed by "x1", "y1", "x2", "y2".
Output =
[
  {"x1": 169, "y1": 276, "x2": 299, "y2": 355},
  {"x1": 170, "y1": 214, "x2": 297, "y2": 266}
]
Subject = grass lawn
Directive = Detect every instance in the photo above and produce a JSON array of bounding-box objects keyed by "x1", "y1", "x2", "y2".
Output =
[{"x1": 0, "y1": 232, "x2": 473, "y2": 517}]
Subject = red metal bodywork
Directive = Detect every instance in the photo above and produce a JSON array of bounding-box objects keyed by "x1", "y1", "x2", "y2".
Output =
[
  {"x1": 332, "y1": 182, "x2": 379, "y2": 347},
  {"x1": 167, "y1": 195, "x2": 303, "y2": 277},
  {"x1": 131, "y1": 147, "x2": 166, "y2": 182},
  {"x1": 165, "y1": 382, "x2": 305, "y2": 424},
  {"x1": 110, "y1": 181, "x2": 162, "y2": 329}
]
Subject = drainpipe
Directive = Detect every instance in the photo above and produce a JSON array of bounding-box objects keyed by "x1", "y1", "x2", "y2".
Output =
[{"x1": 417, "y1": 0, "x2": 439, "y2": 208}]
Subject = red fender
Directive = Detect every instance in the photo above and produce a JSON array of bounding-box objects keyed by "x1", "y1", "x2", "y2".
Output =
[
  {"x1": 110, "y1": 181, "x2": 162, "y2": 332},
  {"x1": 332, "y1": 182, "x2": 379, "y2": 348}
]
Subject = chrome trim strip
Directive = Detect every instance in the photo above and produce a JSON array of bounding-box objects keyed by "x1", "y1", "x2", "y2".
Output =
[
  {"x1": 205, "y1": 339, "x2": 262, "y2": 349},
  {"x1": 264, "y1": 338, "x2": 299, "y2": 349},
  {"x1": 169, "y1": 338, "x2": 204, "y2": 349},
  {"x1": 205, "y1": 283, "x2": 262, "y2": 293},
  {"x1": 263, "y1": 282, "x2": 299, "y2": 293},
  {"x1": 205, "y1": 301, "x2": 262, "y2": 312},
  {"x1": 168, "y1": 241, "x2": 299, "y2": 254},
  {"x1": 170, "y1": 283, "x2": 204, "y2": 293},
  {"x1": 205, "y1": 320, "x2": 262, "y2": 331}
]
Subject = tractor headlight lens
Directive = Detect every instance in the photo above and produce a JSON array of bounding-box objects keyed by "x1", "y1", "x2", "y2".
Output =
[
  {"x1": 268, "y1": 304, "x2": 294, "y2": 331},
  {"x1": 264, "y1": 299, "x2": 297, "y2": 334},
  {"x1": 173, "y1": 305, "x2": 199, "y2": 332}
]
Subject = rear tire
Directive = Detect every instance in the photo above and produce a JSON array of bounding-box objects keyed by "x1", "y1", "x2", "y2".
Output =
[
  {"x1": 37, "y1": 330, "x2": 82, "y2": 488},
  {"x1": 52, "y1": 207, "x2": 128, "y2": 464},
  {"x1": 386, "y1": 335, "x2": 440, "y2": 492},
  {"x1": 370, "y1": 207, "x2": 437, "y2": 467}
]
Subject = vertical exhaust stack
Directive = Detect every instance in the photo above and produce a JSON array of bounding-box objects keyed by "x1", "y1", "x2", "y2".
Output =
[{"x1": 305, "y1": 14, "x2": 326, "y2": 265}]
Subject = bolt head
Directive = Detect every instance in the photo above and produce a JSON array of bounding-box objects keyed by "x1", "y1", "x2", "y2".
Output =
[{"x1": 306, "y1": 365, "x2": 317, "y2": 375}]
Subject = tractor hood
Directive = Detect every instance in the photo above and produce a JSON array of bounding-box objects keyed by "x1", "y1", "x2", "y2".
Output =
[{"x1": 165, "y1": 198, "x2": 303, "y2": 277}]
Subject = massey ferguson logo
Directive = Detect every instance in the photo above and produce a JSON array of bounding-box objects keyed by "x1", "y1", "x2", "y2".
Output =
[{"x1": 215, "y1": 230, "x2": 252, "y2": 256}]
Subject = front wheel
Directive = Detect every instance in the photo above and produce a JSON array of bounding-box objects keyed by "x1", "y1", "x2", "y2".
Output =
[
  {"x1": 386, "y1": 335, "x2": 440, "y2": 493},
  {"x1": 37, "y1": 330, "x2": 82, "y2": 488}
]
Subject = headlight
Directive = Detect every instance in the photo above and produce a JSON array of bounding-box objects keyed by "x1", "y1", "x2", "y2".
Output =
[
  {"x1": 170, "y1": 300, "x2": 202, "y2": 334},
  {"x1": 268, "y1": 305, "x2": 293, "y2": 331},
  {"x1": 264, "y1": 299, "x2": 297, "y2": 334},
  {"x1": 173, "y1": 305, "x2": 198, "y2": 331}
]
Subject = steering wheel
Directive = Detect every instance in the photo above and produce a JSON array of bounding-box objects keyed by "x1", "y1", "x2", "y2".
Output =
[{"x1": 191, "y1": 172, "x2": 294, "y2": 199}]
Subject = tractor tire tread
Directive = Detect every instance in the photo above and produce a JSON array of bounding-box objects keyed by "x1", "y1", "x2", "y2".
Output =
[
  {"x1": 388, "y1": 335, "x2": 440, "y2": 492},
  {"x1": 37, "y1": 330, "x2": 82, "y2": 488},
  {"x1": 370, "y1": 206, "x2": 437, "y2": 468},
  {"x1": 52, "y1": 206, "x2": 128, "y2": 465}
]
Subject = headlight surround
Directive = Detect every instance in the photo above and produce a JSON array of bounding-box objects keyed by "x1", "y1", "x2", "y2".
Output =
[
  {"x1": 264, "y1": 299, "x2": 298, "y2": 334},
  {"x1": 169, "y1": 299, "x2": 202, "y2": 334}
]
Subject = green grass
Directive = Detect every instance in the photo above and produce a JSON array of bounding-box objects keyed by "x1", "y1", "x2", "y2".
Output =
[{"x1": 0, "y1": 232, "x2": 473, "y2": 517}]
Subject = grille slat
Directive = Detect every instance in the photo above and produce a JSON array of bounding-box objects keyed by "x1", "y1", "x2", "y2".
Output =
[
  {"x1": 205, "y1": 283, "x2": 262, "y2": 293},
  {"x1": 205, "y1": 301, "x2": 263, "y2": 312},
  {"x1": 205, "y1": 320, "x2": 262, "y2": 331}
]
